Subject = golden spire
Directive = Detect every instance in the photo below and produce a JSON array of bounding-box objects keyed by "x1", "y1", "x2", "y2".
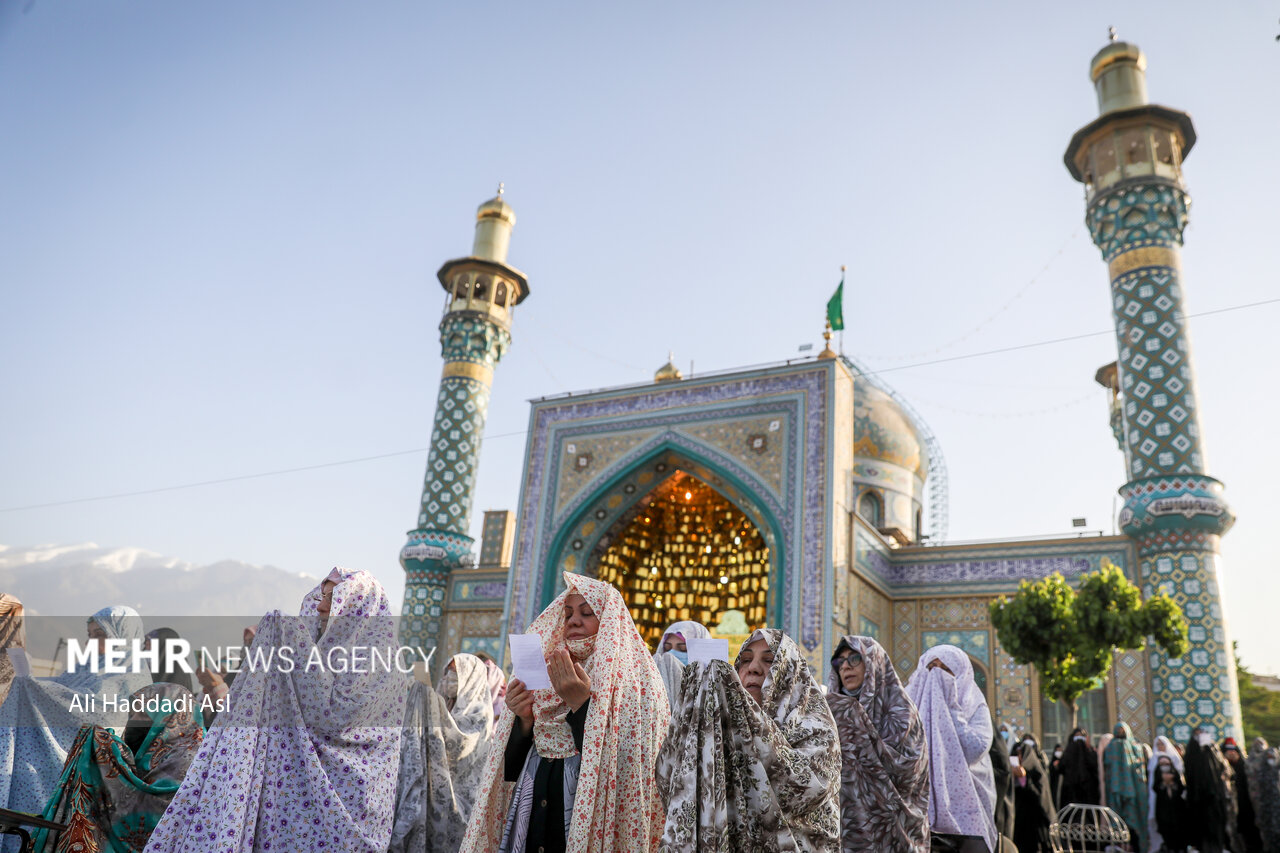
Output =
[{"x1": 655, "y1": 351, "x2": 683, "y2": 383}]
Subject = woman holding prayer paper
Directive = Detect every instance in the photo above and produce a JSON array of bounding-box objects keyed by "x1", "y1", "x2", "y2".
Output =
[
  {"x1": 0, "y1": 605, "x2": 152, "y2": 822},
  {"x1": 655, "y1": 628, "x2": 842, "y2": 852},
  {"x1": 460, "y1": 572, "x2": 670, "y2": 853},
  {"x1": 652, "y1": 620, "x2": 710, "y2": 712}
]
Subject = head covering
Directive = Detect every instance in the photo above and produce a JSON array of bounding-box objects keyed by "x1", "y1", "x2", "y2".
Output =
[
  {"x1": 33, "y1": 682, "x2": 205, "y2": 853},
  {"x1": 824, "y1": 635, "x2": 928, "y2": 852},
  {"x1": 1058, "y1": 726, "x2": 1101, "y2": 806},
  {"x1": 0, "y1": 603, "x2": 152, "y2": 818},
  {"x1": 389, "y1": 653, "x2": 496, "y2": 853},
  {"x1": 1246, "y1": 737, "x2": 1280, "y2": 853},
  {"x1": 1012, "y1": 736, "x2": 1056, "y2": 851},
  {"x1": 143, "y1": 568, "x2": 408, "y2": 852},
  {"x1": 461, "y1": 573, "x2": 669, "y2": 853},
  {"x1": 656, "y1": 629, "x2": 840, "y2": 852},
  {"x1": 651, "y1": 620, "x2": 710, "y2": 711},
  {"x1": 1147, "y1": 734, "x2": 1185, "y2": 852},
  {"x1": 0, "y1": 594, "x2": 26, "y2": 707},
  {"x1": 904, "y1": 644, "x2": 996, "y2": 853},
  {"x1": 144, "y1": 627, "x2": 193, "y2": 692},
  {"x1": 1183, "y1": 727, "x2": 1238, "y2": 852},
  {"x1": 483, "y1": 657, "x2": 507, "y2": 719},
  {"x1": 1103, "y1": 722, "x2": 1148, "y2": 852}
]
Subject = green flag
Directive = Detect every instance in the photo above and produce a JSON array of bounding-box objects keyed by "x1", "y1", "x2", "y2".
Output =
[{"x1": 826, "y1": 274, "x2": 844, "y2": 331}]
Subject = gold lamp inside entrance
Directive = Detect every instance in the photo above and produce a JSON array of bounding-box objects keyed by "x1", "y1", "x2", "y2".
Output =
[{"x1": 594, "y1": 471, "x2": 770, "y2": 647}]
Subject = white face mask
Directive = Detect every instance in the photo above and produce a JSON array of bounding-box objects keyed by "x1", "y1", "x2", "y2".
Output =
[
  {"x1": 1197, "y1": 732, "x2": 1212, "y2": 747},
  {"x1": 1073, "y1": 735, "x2": 1086, "y2": 743},
  {"x1": 1054, "y1": 750, "x2": 1063, "y2": 758}
]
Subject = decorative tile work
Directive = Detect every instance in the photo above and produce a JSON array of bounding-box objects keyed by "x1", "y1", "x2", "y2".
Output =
[
  {"x1": 460, "y1": 636, "x2": 502, "y2": 659},
  {"x1": 884, "y1": 541, "x2": 1133, "y2": 596},
  {"x1": 893, "y1": 600, "x2": 918, "y2": 676},
  {"x1": 1084, "y1": 167, "x2": 1239, "y2": 739},
  {"x1": 1086, "y1": 182, "x2": 1189, "y2": 263},
  {"x1": 553, "y1": 428, "x2": 661, "y2": 517},
  {"x1": 920, "y1": 598, "x2": 990, "y2": 630},
  {"x1": 993, "y1": 642, "x2": 1033, "y2": 736},
  {"x1": 681, "y1": 415, "x2": 789, "y2": 500},
  {"x1": 508, "y1": 364, "x2": 833, "y2": 654},
  {"x1": 1111, "y1": 263, "x2": 1205, "y2": 477},
  {"x1": 921, "y1": 630, "x2": 990, "y2": 665},
  {"x1": 414, "y1": 375, "x2": 492, "y2": 533},
  {"x1": 858, "y1": 616, "x2": 880, "y2": 640},
  {"x1": 1113, "y1": 647, "x2": 1153, "y2": 743}
]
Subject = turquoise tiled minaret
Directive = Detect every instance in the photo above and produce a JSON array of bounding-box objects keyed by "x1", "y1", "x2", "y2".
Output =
[
  {"x1": 399, "y1": 187, "x2": 529, "y2": 655},
  {"x1": 1066, "y1": 37, "x2": 1240, "y2": 741}
]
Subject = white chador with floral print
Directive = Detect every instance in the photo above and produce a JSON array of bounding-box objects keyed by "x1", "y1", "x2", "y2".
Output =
[{"x1": 143, "y1": 569, "x2": 409, "y2": 853}]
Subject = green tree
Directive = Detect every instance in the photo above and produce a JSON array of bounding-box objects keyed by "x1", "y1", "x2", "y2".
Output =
[
  {"x1": 1236, "y1": 642, "x2": 1280, "y2": 745},
  {"x1": 989, "y1": 561, "x2": 1188, "y2": 728}
]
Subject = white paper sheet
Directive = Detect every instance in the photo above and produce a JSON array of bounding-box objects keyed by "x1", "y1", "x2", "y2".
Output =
[
  {"x1": 6, "y1": 647, "x2": 31, "y2": 678},
  {"x1": 508, "y1": 634, "x2": 552, "y2": 689},
  {"x1": 687, "y1": 637, "x2": 730, "y2": 666}
]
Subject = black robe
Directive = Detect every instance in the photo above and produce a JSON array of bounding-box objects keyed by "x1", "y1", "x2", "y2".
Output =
[
  {"x1": 1184, "y1": 738, "x2": 1234, "y2": 853},
  {"x1": 1229, "y1": 756, "x2": 1264, "y2": 853},
  {"x1": 1058, "y1": 738, "x2": 1101, "y2": 806},
  {"x1": 1153, "y1": 771, "x2": 1189, "y2": 853},
  {"x1": 503, "y1": 700, "x2": 590, "y2": 853},
  {"x1": 1012, "y1": 744, "x2": 1055, "y2": 853},
  {"x1": 990, "y1": 734, "x2": 1016, "y2": 846}
]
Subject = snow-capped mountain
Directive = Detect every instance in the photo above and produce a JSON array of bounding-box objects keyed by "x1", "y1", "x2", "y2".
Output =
[{"x1": 0, "y1": 543, "x2": 324, "y2": 665}]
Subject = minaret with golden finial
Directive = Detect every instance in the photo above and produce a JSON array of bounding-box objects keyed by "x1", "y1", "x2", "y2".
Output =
[
  {"x1": 1065, "y1": 36, "x2": 1240, "y2": 741},
  {"x1": 399, "y1": 185, "x2": 529, "y2": 660}
]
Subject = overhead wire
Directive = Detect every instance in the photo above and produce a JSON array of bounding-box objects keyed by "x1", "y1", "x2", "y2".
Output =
[{"x1": 3, "y1": 294, "x2": 1277, "y2": 514}]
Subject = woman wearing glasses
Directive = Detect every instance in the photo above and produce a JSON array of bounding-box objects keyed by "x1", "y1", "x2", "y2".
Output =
[{"x1": 825, "y1": 635, "x2": 930, "y2": 853}]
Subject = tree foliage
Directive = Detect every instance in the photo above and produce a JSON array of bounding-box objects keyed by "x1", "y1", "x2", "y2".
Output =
[
  {"x1": 989, "y1": 560, "x2": 1188, "y2": 725},
  {"x1": 1236, "y1": 643, "x2": 1280, "y2": 745}
]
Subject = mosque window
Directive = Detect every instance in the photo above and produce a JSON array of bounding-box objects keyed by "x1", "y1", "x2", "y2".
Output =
[
  {"x1": 495, "y1": 283, "x2": 507, "y2": 306},
  {"x1": 1092, "y1": 136, "x2": 1118, "y2": 183},
  {"x1": 857, "y1": 491, "x2": 883, "y2": 528},
  {"x1": 915, "y1": 508, "x2": 924, "y2": 542},
  {"x1": 1153, "y1": 131, "x2": 1176, "y2": 166}
]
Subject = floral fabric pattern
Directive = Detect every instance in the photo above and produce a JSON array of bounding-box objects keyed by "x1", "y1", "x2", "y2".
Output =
[
  {"x1": 656, "y1": 628, "x2": 840, "y2": 853},
  {"x1": 35, "y1": 683, "x2": 205, "y2": 853},
  {"x1": 461, "y1": 573, "x2": 670, "y2": 853},
  {"x1": 142, "y1": 568, "x2": 408, "y2": 853},
  {"x1": 389, "y1": 654, "x2": 495, "y2": 852},
  {"x1": 0, "y1": 604, "x2": 152, "y2": 818},
  {"x1": 825, "y1": 635, "x2": 929, "y2": 853},
  {"x1": 904, "y1": 644, "x2": 996, "y2": 853}
]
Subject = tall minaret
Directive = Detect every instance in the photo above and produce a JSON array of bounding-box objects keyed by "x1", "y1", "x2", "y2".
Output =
[
  {"x1": 399, "y1": 187, "x2": 529, "y2": 657},
  {"x1": 1066, "y1": 36, "x2": 1240, "y2": 740}
]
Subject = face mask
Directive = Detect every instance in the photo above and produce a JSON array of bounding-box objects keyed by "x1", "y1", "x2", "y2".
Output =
[
  {"x1": 669, "y1": 649, "x2": 689, "y2": 666},
  {"x1": 567, "y1": 635, "x2": 597, "y2": 662},
  {"x1": 1073, "y1": 735, "x2": 1086, "y2": 743},
  {"x1": 1197, "y1": 732, "x2": 1212, "y2": 747},
  {"x1": 1054, "y1": 750, "x2": 1063, "y2": 759},
  {"x1": 439, "y1": 670, "x2": 459, "y2": 707}
]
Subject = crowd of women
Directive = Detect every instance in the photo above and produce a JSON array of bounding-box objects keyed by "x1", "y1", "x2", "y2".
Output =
[
  {"x1": 1045, "y1": 718, "x2": 1280, "y2": 853},
  {"x1": 2, "y1": 578, "x2": 1279, "y2": 853}
]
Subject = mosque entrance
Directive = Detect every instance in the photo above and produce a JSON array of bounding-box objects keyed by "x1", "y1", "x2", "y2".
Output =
[{"x1": 591, "y1": 470, "x2": 770, "y2": 647}]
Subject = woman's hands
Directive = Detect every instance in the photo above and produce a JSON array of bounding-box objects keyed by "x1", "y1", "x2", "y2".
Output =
[
  {"x1": 505, "y1": 648, "x2": 592, "y2": 737},
  {"x1": 506, "y1": 678, "x2": 535, "y2": 736},
  {"x1": 548, "y1": 649, "x2": 591, "y2": 712}
]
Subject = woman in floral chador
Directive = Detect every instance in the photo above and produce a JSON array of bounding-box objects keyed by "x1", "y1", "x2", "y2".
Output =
[
  {"x1": 460, "y1": 573, "x2": 669, "y2": 853},
  {"x1": 824, "y1": 635, "x2": 929, "y2": 853},
  {"x1": 904, "y1": 644, "x2": 996, "y2": 853},
  {"x1": 656, "y1": 628, "x2": 841, "y2": 852},
  {"x1": 388, "y1": 653, "x2": 496, "y2": 852},
  {"x1": 35, "y1": 682, "x2": 205, "y2": 853},
  {"x1": 143, "y1": 568, "x2": 408, "y2": 853},
  {"x1": 0, "y1": 605, "x2": 153, "y2": 819}
]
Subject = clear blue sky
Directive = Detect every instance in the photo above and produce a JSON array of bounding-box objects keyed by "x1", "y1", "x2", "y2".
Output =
[{"x1": 2, "y1": 2, "x2": 1277, "y2": 669}]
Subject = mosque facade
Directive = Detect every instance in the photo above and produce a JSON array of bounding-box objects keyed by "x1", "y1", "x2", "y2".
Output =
[{"x1": 399, "y1": 40, "x2": 1241, "y2": 746}]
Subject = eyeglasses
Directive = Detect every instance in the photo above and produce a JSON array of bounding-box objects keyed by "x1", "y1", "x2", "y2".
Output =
[{"x1": 831, "y1": 651, "x2": 864, "y2": 670}]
